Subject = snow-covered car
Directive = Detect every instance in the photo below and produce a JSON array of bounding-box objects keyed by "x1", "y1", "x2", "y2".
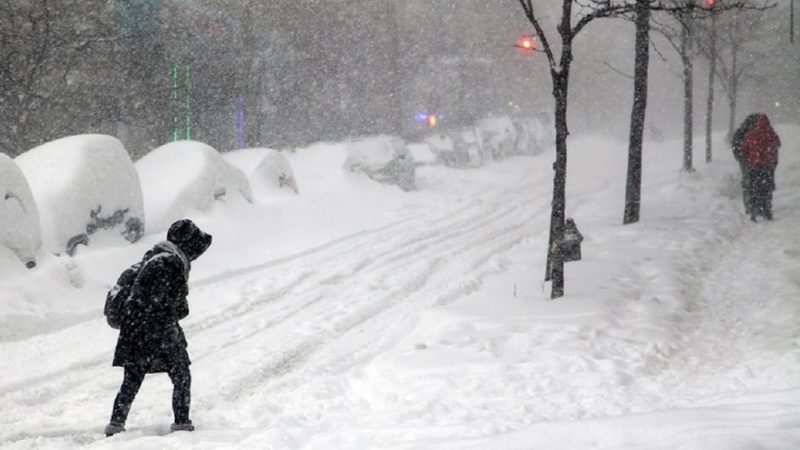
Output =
[
  {"x1": 342, "y1": 135, "x2": 416, "y2": 191},
  {"x1": 476, "y1": 116, "x2": 518, "y2": 160},
  {"x1": 406, "y1": 142, "x2": 438, "y2": 167},
  {"x1": 424, "y1": 129, "x2": 482, "y2": 168},
  {"x1": 136, "y1": 140, "x2": 253, "y2": 233},
  {"x1": 0, "y1": 154, "x2": 41, "y2": 267},
  {"x1": 15, "y1": 135, "x2": 144, "y2": 256},
  {"x1": 224, "y1": 147, "x2": 299, "y2": 196},
  {"x1": 512, "y1": 113, "x2": 553, "y2": 156},
  {"x1": 448, "y1": 127, "x2": 484, "y2": 167}
]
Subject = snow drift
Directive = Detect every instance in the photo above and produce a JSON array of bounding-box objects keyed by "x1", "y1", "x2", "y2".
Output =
[
  {"x1": 136, "y1": 140, "x2": 253, "y2": 233},
  {"x1": 14, "y1": 134, "x2": 144, "y2": 256},
  {"x1": 0, "y1": 153, "x2": 41, "y2": 267}
]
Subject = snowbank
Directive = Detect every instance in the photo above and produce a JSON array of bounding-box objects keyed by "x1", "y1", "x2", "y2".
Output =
[
  {"x1": 15, "y1": 134, "x2": 144, "y2": 256},
  {"x1": 342, "y1": 135, "x2": 416, "y2": 191},
  {"x1": 224, "y1": 147, "x2": 299, "y2": 196},
  {"x1": 0, "y1": 154, "x2": 41, "y2": 267},
  {"x1": 136, "y1": 140, "x2": 253, "y2": 233}
]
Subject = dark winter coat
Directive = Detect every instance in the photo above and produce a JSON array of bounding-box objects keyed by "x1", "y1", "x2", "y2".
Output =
[
  {"x1": 741, "y1": 114, "x2": 780, "y2": 170},
  {"x1": 732, "y1": 114, "x2": 759, "y2": 167},
  {"x1": 112, "y1": 219, "x2": 212, "y2": 373}
]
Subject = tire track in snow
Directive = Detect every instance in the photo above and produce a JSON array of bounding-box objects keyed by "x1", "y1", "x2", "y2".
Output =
[
  {"x1": 184, "y1": 188, "x2": 522, "y2": 336},
  {"x1": 206, "y1": 209, "x2": 540, "y2": 402},
  {"x1": 184, "y1": 183, "x2": 534, "y2": 339}
]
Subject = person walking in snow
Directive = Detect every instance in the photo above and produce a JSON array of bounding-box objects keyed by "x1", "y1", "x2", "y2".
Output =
[
  {"x1": 732, "y1": 113, "x2": 781, "y2": 221},
  {"x1": 105, "y1": 219, "x2": 212, "y2": 437}
]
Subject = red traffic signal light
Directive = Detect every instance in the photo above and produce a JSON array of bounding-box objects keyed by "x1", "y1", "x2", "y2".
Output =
[
  {"x1": 517, "y1": 35, "x2": 536, "y2": 51},
  {"x1": 706, "y1": 0, "x2": 716, "y2": 6}
]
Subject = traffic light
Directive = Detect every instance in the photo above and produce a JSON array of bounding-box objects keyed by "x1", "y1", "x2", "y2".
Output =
[
  {"x1": 706, "y1": 0, "x2": 716, "y2": 7},
  {"x1": 518, "y1": 35, "x2": 536, "y2": 51}
]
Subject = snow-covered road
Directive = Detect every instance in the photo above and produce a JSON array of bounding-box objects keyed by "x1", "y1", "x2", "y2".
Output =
[{"x1": 2, "y1": 131, "x2": 800, "y2": 449}]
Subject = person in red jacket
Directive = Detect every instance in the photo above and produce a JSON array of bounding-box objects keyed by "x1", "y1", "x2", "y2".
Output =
[{"x1": 734, "y1": 113, "x2": 780, "y2": 221}]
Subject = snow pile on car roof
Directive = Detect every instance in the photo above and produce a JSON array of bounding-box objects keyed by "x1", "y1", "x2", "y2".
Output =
[
  {"x1": 406, "y1": 142, "x2": 438, "y2": 165},
  {"x1": 15, "y1": 135, "x2": 144, "y2": 256},
  {"x1": 342, "y1": 135, "x2": 416, "y2": 191},
  {"x1": 137, "y1": 140, "x2": 252, "y2": 232},
  {"x1": 224, "y1": 148, "x2": 298, "y2": 196},
  {"x1": 0, "y1": 154, "x2": 41, "y2": 267}
]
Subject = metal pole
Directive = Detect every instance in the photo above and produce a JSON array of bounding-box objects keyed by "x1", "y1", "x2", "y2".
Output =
[
  {"x1": 791, "y1": 0, "x2": 795, "y2": 44},
  {"x1": 172, "y1": 63, "x2": 180, "y2": 141},
  {"x1": 185, "y1": 64, "x2": 192, "y2": 140}
]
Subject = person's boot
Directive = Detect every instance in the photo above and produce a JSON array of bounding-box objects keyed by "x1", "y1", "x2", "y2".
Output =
[
  {"x1": 104, "y1": 422, "x2": 126, "y2": 437},
  {"x1": 170, "y1": 421, "x2": 195, "y2": 432}
]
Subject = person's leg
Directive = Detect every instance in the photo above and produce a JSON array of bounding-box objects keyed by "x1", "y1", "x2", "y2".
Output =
[
  {"x1": 746, "y1": 171, "x2": 759, "y2": 220},
  {"x1": 765, "y1": 169, "x2": 775, "y2": 220},
  {"x1": 751, "y1": 170, "x2": 763, "y2": 219},
  {"x1": 167, "y1": 364, "x2": 192, "y2": 426},
  {"x1": 108, "y1": 365, "x2": 146, "y2": 432},
  {"x1": 740, "y1": 164, "x2": 751, "y2": 214}
]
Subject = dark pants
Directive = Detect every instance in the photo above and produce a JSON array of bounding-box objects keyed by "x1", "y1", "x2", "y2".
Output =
[
  {"x1": 110, "y1": 364, "x2": 191, "y2": 425},
  {"x1": 739, "y1": 162, "x2": 751, "y2": 214},
  {"x1": 745, "y1": 167, "x2": 775, "y2": 220}
]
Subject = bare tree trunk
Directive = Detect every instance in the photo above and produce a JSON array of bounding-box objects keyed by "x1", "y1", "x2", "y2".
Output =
[
  {"x1": 705, "y1": 13, "x2": 716, "y2": 163},
  {"x1": 727, "y1": 90, "x2": 737, "y2": 141},
  {"x1": 726, "y1": 17, "x2": 740, "y2": 141},
  {"x1": 546, "y1": 71, "x2": 569, "y2": 299},
  {"x1": 727, "y1": 62, "x2": 739, "y2": 140},
  {"x1": 681, "y1": 21, "x2": 694, "y2": 172},
  {"x1": 239, "y1": 15, "x2": 260, "y2": 148},
  {"x1": 544, "y1": 13, "x2": 574, "y2": 298},
  {"x1": 624, "y1": 0, "x2": 650, "y2": 225}
]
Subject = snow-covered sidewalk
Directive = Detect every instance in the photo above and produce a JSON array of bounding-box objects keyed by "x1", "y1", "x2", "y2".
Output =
[{"x1": 1, "y1": 130, "x2": 799, "y2": 449}]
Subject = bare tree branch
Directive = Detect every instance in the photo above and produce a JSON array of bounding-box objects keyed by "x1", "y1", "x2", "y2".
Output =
[{"x1": 517, "y1": 0, "x2": 557, "y2": 70}]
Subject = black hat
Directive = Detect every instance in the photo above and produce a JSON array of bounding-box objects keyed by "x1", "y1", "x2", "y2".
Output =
[{"x1": 167, "y1": 219, "x2": 212, "y2": 261}]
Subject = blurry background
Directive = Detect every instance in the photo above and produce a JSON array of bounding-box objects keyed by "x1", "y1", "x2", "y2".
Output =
[{"x1": 1, "y1": 0, "x2": 797, "y2": 159}]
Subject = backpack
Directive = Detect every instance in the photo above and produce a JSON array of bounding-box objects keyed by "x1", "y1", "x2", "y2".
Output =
[{"x1": 104, "y1": 260, "x2": 144, "y2": 329}]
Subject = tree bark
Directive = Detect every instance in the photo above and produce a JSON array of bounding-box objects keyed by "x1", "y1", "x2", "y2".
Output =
[
  {"x1": 705, "y1": 13, "x2": 716, "y2": 163},
  {"x1": 546, "y1": 71, "x2": 569, "y2": 299},
  {"x1": 681, "y1": 20, "x2": 694, "y2": 172},
  {"x1": 727, "y1": 52, "x2": 739, "y2": 140},
  {"x1": 726, "y1": 17, "x2": 741, "y2": 141},
  {"x1": 624, "y1": 0, "x2": 650, "y2": 225},
  {"x1": 544, "y1": 15, "x2": 573, "y2": 298}
]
